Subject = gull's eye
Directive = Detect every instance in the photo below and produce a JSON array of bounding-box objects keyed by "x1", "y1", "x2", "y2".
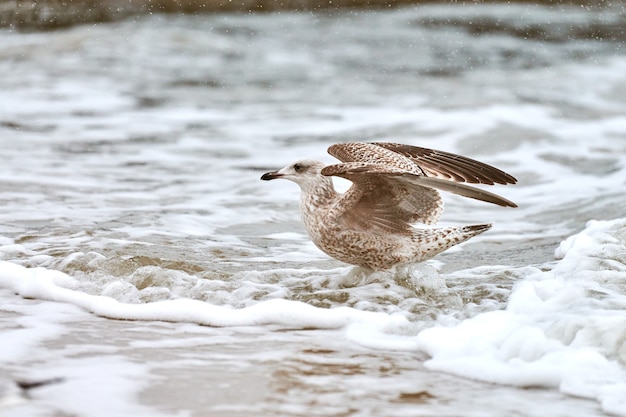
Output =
[{"x1": 294, "y1": 163, "x2": 303, "y2": 172}]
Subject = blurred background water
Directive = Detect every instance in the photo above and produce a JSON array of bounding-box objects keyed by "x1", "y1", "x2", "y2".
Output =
[{"x1": 1, "y1": 2, "x2": 625, "y2": 417}]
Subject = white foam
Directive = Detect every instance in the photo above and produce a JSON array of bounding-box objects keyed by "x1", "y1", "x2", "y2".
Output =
[
  {"x1": 411, "y1": 218, "x2": 626, "y2": 416},
  {"x1": 0, "y1": 260, "x2": 407, "y2": 329}
]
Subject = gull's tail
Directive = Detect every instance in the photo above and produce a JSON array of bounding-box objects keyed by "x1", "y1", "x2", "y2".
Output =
[{"x1": 408, "y1": 223, "x2": 492, "y2": 263}]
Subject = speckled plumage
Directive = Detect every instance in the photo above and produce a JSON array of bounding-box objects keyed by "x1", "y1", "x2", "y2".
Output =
[{"x1": 261, "y1": 142, "x2": 517, "y2": 271}]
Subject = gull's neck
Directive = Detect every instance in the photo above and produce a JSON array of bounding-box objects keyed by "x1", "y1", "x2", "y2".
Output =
[
  {"x1": 299, "y1": 175, "x2": 337, "y2": 208},
  {"x1": 299, "y1": 175, "x2": 338, "y2": 235}
]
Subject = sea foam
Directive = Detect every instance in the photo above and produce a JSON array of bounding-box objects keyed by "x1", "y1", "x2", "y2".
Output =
[{"x1": 413, "y1": 218, "x2": 626, "y2": 416}]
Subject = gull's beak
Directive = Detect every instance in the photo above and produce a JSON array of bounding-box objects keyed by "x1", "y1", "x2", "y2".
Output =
[{"x1": 261, "y1": 170, "x2": 283, "y2": 181}]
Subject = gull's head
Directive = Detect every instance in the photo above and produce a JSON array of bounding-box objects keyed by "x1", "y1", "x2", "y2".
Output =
[{"x1": 261, "y1": 159, "x2": 328, "y2": 192}]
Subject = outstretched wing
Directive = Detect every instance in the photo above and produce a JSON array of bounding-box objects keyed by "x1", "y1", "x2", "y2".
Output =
[
  {"x1": 328, "y1": 142, "x2": 517, "y2": 185},
  {"x1": 321, "y1": 142, "x2": 517, "y2": 235}
]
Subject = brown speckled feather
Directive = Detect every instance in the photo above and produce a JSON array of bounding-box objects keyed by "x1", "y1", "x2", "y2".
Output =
[{"x1": 322, "y1": 162, "x2": 443, "y2": 232}]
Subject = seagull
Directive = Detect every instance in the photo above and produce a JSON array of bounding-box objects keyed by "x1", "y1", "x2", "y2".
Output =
[{"x1": 261, "y1": 142, "x2": 517, "y2": 271}]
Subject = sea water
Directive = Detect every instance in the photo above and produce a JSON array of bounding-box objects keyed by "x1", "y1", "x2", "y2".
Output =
[{"x1": 1, "y1": 3, "x2": 625, "y2": 416}]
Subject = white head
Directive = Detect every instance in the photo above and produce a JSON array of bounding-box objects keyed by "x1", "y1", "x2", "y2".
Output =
[{"x1": 261, "y1": 159, "x2": 330, "y2": 193}]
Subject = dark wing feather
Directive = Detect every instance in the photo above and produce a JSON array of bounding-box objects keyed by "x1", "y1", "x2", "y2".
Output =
[
  {"x1": 400, "y1": 176, "x2": 518, "y2": 207},
  {"x1": 370, "y1": 142, "x2": 517, "y2": 185},
  {"x1": 323, "y1": 161, "x2": 517, "y2": 209}
]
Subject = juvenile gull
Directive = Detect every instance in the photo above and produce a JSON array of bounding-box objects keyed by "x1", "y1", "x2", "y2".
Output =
[{"x1": 261, "y1": 142, "x2": 517, "y2": 271}]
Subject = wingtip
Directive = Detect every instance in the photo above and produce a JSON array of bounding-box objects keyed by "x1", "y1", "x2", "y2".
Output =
[
  {"x1": 503, "y1": 174, "x2": 518, "y2": 186},
  {"x1": 498, "y1": 196, "x2": 518, "y2": 208}
]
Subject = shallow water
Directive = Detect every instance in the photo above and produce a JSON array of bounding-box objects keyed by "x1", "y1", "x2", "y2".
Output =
[{"x1": 1, "y1": 4, "x2": 626, "y2": 417}]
